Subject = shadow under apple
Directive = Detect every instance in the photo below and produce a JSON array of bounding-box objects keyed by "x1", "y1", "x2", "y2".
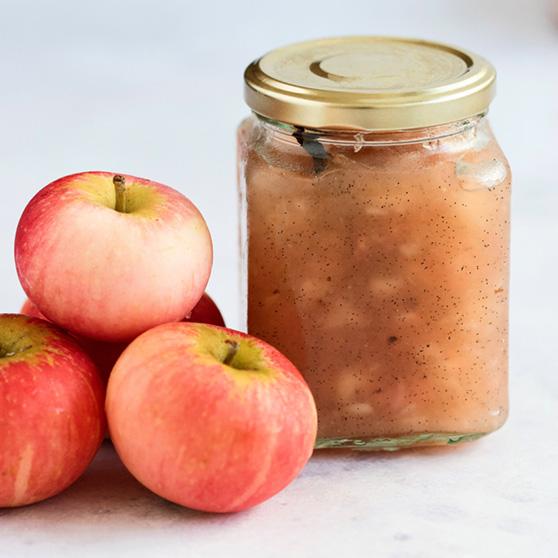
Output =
[{"x1": 0, "y1": 442, "x2": 225, "y2": 524}]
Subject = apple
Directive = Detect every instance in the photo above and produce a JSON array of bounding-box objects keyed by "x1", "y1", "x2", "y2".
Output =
[
  {"x1": 186, "y1": 292, "x2": 225, "y2": 327},
  {"x1": 106, "y1": 322, "x2": 317, "y2": 513},
  {"x1": 0, "y1": 314, "x2": 105, "y2": 507},
  {"x1": 15, "y1": 171, "x2": 213, "y2": 341},
  {"x1": 19, "y1": 293, "x2": 225, "y2": 383}
]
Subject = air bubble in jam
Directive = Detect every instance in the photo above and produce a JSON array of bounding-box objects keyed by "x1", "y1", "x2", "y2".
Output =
[{"x1": 456, "y1": 158, "x2": 507, "y2": 191}]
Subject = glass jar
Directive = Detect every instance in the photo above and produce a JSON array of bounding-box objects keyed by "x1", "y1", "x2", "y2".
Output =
[{"x1": 238, "y1": 37, "x2": 511, "y2": 450}]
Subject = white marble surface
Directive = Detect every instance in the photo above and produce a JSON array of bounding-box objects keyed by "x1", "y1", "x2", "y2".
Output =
[
  {"x1": 0, "y1": 416, "x2": 555, "y2": 558},
  {"x1": 0, "y1": 1, "x2": 557, "y2": 556}
]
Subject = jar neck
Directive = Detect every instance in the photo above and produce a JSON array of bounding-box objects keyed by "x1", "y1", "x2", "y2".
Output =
[{"x1": 254, "y1": 113, "x2": 486, "y2": 147}]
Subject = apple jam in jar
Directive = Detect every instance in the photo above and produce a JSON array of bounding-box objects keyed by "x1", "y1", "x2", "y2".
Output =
[{"x1": 238, "y1": 37, "x2": 511, "y2": 450}]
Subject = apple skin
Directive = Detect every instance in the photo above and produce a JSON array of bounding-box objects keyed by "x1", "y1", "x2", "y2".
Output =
[
  {"x1": 20, "y1": 293, "x2": 225, "y2": 383},
  {"x1": 0, "y1": 314, "x2": 105, "y2": 507},
  {"x1": 20, "y1": 298, "x2": 46, "y2": 320},
  {"x1": 186, "y1": 292, "x2": 225, "y2": 327},
  {"x1": 22, "y1": 292, "x2": 225, "y2": 327},
  {"x1": 20, "y1": 298, "x2": 125, "y2": 385},
  {"x1": 106, "y1": 322, "x2": 317, "y2": 513},
  {"x1": 15, "y1": 171, "x2": 213, "y2": 341}
]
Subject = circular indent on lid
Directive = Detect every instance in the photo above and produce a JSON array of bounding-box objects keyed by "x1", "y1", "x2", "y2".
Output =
[{"x1": 244, "y1": 36, "x2": 495, "y2": 130}]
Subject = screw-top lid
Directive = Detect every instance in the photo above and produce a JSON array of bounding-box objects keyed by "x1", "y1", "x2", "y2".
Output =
[{"x1": 244, "y1": 36, "x2": 496, "y2": 131}]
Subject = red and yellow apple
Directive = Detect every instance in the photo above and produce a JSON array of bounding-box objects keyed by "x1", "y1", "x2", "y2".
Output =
[
  {"x1": 20, "y1": 293, "x2": 225, "y2": 383},
  {"x1": 0, "y1": 314, "x2": 105, "y2": 507},
  {"x1": 106, "y1": 322, "x2": 317, "y2": 513},
  {"x1": 15, "y1": 171, "x2": 213, "y2": 341}
]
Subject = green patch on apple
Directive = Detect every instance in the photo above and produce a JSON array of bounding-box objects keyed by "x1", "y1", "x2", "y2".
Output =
[
  {"x1": 0, "y1": 314, "x2": 58, "y2": 364},
  {"x1": 194, "y1": 324, "x2": 276, "y2": 379}
]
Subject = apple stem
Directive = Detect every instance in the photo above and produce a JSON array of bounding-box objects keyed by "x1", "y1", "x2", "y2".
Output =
[
  {"x1": 113, "y1": 174, "x2": 127, "y2": 213},
  {"x1": 223, "y1": 339, "x2": 239, "y2": 366}
]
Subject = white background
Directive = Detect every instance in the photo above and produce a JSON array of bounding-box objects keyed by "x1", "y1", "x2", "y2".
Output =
[{"x1": 0, "y1": 1, "x2": 557, "y2": 557}]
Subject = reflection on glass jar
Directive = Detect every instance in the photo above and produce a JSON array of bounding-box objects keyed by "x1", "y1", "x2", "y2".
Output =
[{"x1": 238, "y1": 37, "x2": 511, "y2": 450}]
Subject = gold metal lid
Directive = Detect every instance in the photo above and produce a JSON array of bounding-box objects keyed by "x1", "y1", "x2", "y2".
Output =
[{"x1": 244, "y1": 36, "x2": 496, "y2": 131}]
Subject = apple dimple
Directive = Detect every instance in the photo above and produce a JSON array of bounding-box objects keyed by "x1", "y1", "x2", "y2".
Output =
[
  {"x1": 0, "y1": 343, "x2": 31, "y2": 359},
  {"x1": 0, "y1": 315, "x2": 48, "y2": 362},
  {"x1": 108, "y1": 174, "x2": 165, "y2": 216},
  {"x1": 62, "y1": 172, "x2": 168, "y2": 218},
  {"x1": 222, "y1": 339, "x2": 240, "y2": 366},
  {"x1": 193, "y1": 325, "x2": 275, "y2": 377}
]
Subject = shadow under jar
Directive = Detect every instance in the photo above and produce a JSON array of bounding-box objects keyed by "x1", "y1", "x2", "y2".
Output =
[{"x1": 238, "y1": 37, "x2": 511, "y2": 450}]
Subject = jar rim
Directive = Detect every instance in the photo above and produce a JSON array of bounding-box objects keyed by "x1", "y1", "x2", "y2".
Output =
[{"x1": 255, "y1": 113, "x2": 484, "y2": 147}]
